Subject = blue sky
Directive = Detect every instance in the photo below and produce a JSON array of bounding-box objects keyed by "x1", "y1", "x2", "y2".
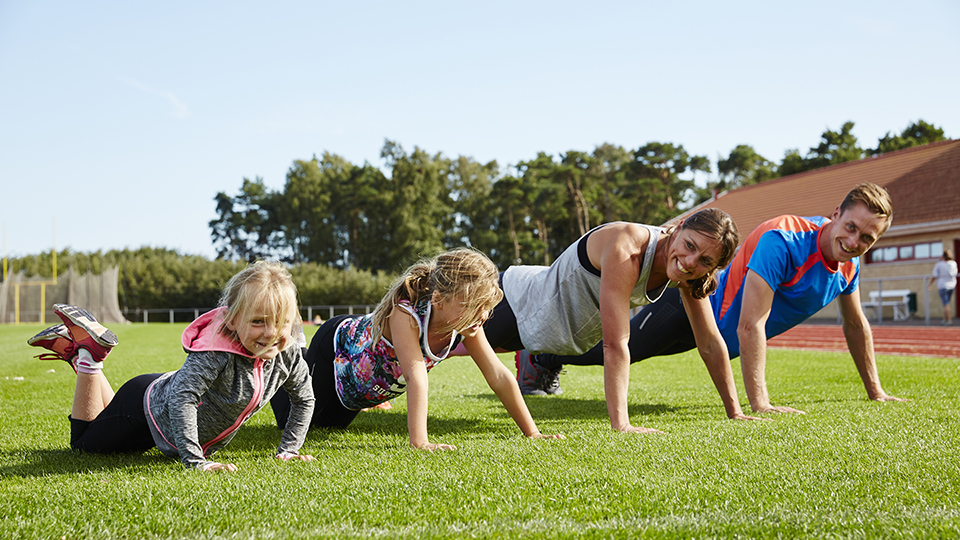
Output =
[{"x1": 2, "y1": 1, "x2": 958, "y2": 260}]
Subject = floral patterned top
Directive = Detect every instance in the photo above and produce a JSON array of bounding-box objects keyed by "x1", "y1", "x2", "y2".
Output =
[{"x1": 332, "y1": 297, "x2": 462, "y2": 410}]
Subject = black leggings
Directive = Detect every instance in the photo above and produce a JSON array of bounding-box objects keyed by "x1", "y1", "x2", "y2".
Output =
[
  {"x1": 70, "y1": 373, "x2": 162, "y2": 454},
  {"x1": 270, "y1": 315, "x2": 362, "y2": 430},
  {"x1": 482, "y1": 296, "x2": 525, "y2": 352},
  {"x1": 480, "y1": 273, "x2": 525, "y2": 352},
  {"x1": 536, "y1": 287, "x2": 698, "y2": 369}
]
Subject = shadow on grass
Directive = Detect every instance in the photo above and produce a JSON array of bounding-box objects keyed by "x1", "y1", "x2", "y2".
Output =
[
  {"x1": 0, "y1": 447, "x2": 170, "y2": 478},
  {"x1": 230, "y1": 414, "x2": 493, "y2": 450},
  {"x1": 471, "y1": 391, "x2": 680, "y2": 420}
]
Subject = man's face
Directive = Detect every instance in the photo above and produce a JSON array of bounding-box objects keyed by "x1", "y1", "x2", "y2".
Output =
[{"x1": 822, "y1": 202, "x2": 888, "y2": 263}]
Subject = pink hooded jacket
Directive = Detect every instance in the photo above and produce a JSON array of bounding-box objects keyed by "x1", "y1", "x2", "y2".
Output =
[{"x1": 143, "y1": 308, "x2": 314, "y2": 469}]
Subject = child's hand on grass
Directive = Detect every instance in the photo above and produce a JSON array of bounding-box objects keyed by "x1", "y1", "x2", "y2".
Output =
[
  {"x1": 411, "y1": 441, "x2": 457, "y2": 451},
  {"x1": 616, "y1": 424, "x2": 664, "y2": 435},
  {"x1": 527, "y1": 432, "x2": 566, "y2": 440},
  {"x1": 202, "y1": 461, "x2": 238, "y2": 473},
  {"x1": 276, "y1": 452, "x2": 314, "y2": 462}
]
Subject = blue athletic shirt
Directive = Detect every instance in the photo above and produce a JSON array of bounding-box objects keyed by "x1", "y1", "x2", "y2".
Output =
[{"x1": 708, "y1": 215, "x2": 859, "y2": 358}]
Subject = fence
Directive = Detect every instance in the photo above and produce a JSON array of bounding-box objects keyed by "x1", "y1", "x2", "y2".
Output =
[
  {"x1": 122, "y1": 305, "x2": 379, "y2": 324},
  {"x1": 846, "y1": 274, "x2": 936, "y2": 325},
  {"x1": 19, "y1": 277, "x2": 945, "y2": 327}
]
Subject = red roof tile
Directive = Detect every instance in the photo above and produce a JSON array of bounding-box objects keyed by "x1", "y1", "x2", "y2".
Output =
[{"x1": 675, "y1": 139, "x2": 960, "y2": 235}]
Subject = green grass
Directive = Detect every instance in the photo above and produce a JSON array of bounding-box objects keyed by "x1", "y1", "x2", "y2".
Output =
[{"x1": 2, "y1": 323, "x2": 959, "y2": 539}]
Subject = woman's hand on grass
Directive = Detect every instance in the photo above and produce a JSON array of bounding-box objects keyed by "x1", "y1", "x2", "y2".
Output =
[
  {"x1": 616, "y1": 424, "x2": 664, "y2": 434},
  {"x1": 276, "y1": 452, "x2": 314, "y2": 462},
  {"x1": 730, "y1": 412, "x2": 771, "y2": 421},
  {"x1": 202, "y1": 461, "x2": 238, "y2": 473}
]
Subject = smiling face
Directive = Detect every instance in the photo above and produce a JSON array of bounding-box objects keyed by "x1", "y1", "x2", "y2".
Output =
[
  {"x1": 821, "y1": 201, "x2": 888, "y2": 263},
  {"x1": 664, "y1": 228, "x2": 724, "y2": 283},
  {"x1": 227, "y1": 298, "x2": 295, "y2": 360}
]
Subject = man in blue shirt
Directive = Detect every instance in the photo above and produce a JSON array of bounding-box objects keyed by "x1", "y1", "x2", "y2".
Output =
[{"x1": 525, "y1": 183, "x2": 908, "y2": 415}]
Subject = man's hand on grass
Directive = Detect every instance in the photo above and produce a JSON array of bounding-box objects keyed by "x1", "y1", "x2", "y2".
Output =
[
  {"x1": 753, "y1": 404, "x2": 806, "y2": 415},
  {"x1": 871, "y1": 392, "x2": 910, "y2": 403}
]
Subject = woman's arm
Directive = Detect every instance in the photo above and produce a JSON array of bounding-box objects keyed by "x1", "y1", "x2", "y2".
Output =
[
  {"x1": 462, "y1": 328, "x2": 564, "y2": 440},
  {"x1": 679, "y1": 288, "x2": 764, "y2": 421},
  {"x1": 592, "y1": 225, "x2": 662, "y2": 433},
  {"x1": 388, "y1": 307, "x2": 456, "y2": 451}
]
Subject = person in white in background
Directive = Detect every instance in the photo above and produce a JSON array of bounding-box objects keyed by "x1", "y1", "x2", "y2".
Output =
[{"x1": 929, "y1": 249, "x2": 958, "y2": 325}]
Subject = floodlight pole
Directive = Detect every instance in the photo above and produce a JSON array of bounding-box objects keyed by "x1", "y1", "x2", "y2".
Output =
[
  {"x1": 52, "y1": 217, "x2": 57, "y2": 285},
  {"x1": 38, "y1": 218, "x2": 58, "y2": 324}
]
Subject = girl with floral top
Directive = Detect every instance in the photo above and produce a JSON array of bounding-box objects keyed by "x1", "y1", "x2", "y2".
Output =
[{"x1": 271, "y1": 248, "x2": 564, "y2": 451}]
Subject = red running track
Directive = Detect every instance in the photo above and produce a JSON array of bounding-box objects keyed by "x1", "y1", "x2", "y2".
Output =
[{"x1": 767, "y1": 324, "x2": 960, "y2": 358}]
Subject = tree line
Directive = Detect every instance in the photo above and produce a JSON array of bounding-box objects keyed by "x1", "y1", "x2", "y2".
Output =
[
  {"x1": 4, "y1": 247, "x2": 394, "y2": 310},
  {"x1": 210, "y1": 120, "x2": 947, "y2": 271},
  {"x1": 3, "y1": 120, "x2": 947, "y2": 311}
]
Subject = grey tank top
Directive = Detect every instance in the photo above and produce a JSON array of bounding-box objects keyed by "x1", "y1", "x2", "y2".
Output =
[{"x1": 501, "y1": 222, "x2": 673, "y2": 355}]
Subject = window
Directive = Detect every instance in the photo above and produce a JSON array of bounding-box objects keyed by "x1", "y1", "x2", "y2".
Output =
[{"x1": 867, "y1": 241, "x2": 943, "y2": 264}]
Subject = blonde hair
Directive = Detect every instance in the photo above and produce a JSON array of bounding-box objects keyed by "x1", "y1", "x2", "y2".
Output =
[
  {"x1": 370, "y1": 248, "x2": 503, "y2": 343},
  {"x1": 840, "y1": 182, "x2": 894, "y2": 234},
  {"x1": 666, "y1": 208, "x2": 740, "y2": 299},
  {"x1": 217, "y1": 261, "x2": 301, "y2": 345}
]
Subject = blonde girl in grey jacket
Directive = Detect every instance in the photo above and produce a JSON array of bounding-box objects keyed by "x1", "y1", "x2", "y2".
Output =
[{"x1": 28, "y1": 262, "x2": 315, "y2": 472}]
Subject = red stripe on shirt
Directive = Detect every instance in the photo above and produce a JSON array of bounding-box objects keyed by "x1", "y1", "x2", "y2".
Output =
[
  {"x1": 783, "y1": 252, "x2": 822, "y2": 287},
  {"x1": 840, "y1": 260, "x2": 857, "y2": 286},
  {"x1": 719, "y1": 215, "x2": 821, "y2": 321}
]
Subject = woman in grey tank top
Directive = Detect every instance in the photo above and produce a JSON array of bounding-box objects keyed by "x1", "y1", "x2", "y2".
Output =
[{"x1": 474, "y1": 208, "x2": 758, "y2": 433}]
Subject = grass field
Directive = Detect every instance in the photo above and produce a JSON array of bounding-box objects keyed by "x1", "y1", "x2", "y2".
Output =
[{"x1": 2, "y1": 322, "x2": 959, "y2": 539}]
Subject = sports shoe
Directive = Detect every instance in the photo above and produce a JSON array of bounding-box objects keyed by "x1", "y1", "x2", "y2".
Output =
[
  {"x1": 27, "y1": 324, "x2": 79, "y2": 372},
  {"x1": 53, "y1": 304, "x2": 118, "y2": 362},
  {"x1": 516, "y1": 349, "x2": 563, "y2": 396},
  {"x1": 362, "y1": 401, "x2": 394, "y2": 412}
]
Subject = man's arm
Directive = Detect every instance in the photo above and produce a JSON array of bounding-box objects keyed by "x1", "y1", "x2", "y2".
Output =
[
  {"x1": 837, "y1": 290, "x2": 909, "y2": 402},
  {"x1": 680, "y1": 288, "x2": 764, "y2": 421},
  {"x1": 738, "y1": 270, "x2": 806, "y2": 414}
]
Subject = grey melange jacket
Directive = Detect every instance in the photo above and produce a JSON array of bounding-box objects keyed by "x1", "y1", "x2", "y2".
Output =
[{"x1": 143, "y1": 308, "x2": 315, "y2": 470}]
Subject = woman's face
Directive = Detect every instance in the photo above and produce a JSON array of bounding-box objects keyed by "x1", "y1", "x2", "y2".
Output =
[
  {"x1": 664, "y1": 228, "x2": 723, "y2": 283},
  {"x1": 227, "y1": 299, "x2": 295, "y2": 360}
]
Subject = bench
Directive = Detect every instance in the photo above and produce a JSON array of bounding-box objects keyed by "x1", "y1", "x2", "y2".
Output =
[{"x1": 861, "y1": 289, "x2": 913, "y2": 321}]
